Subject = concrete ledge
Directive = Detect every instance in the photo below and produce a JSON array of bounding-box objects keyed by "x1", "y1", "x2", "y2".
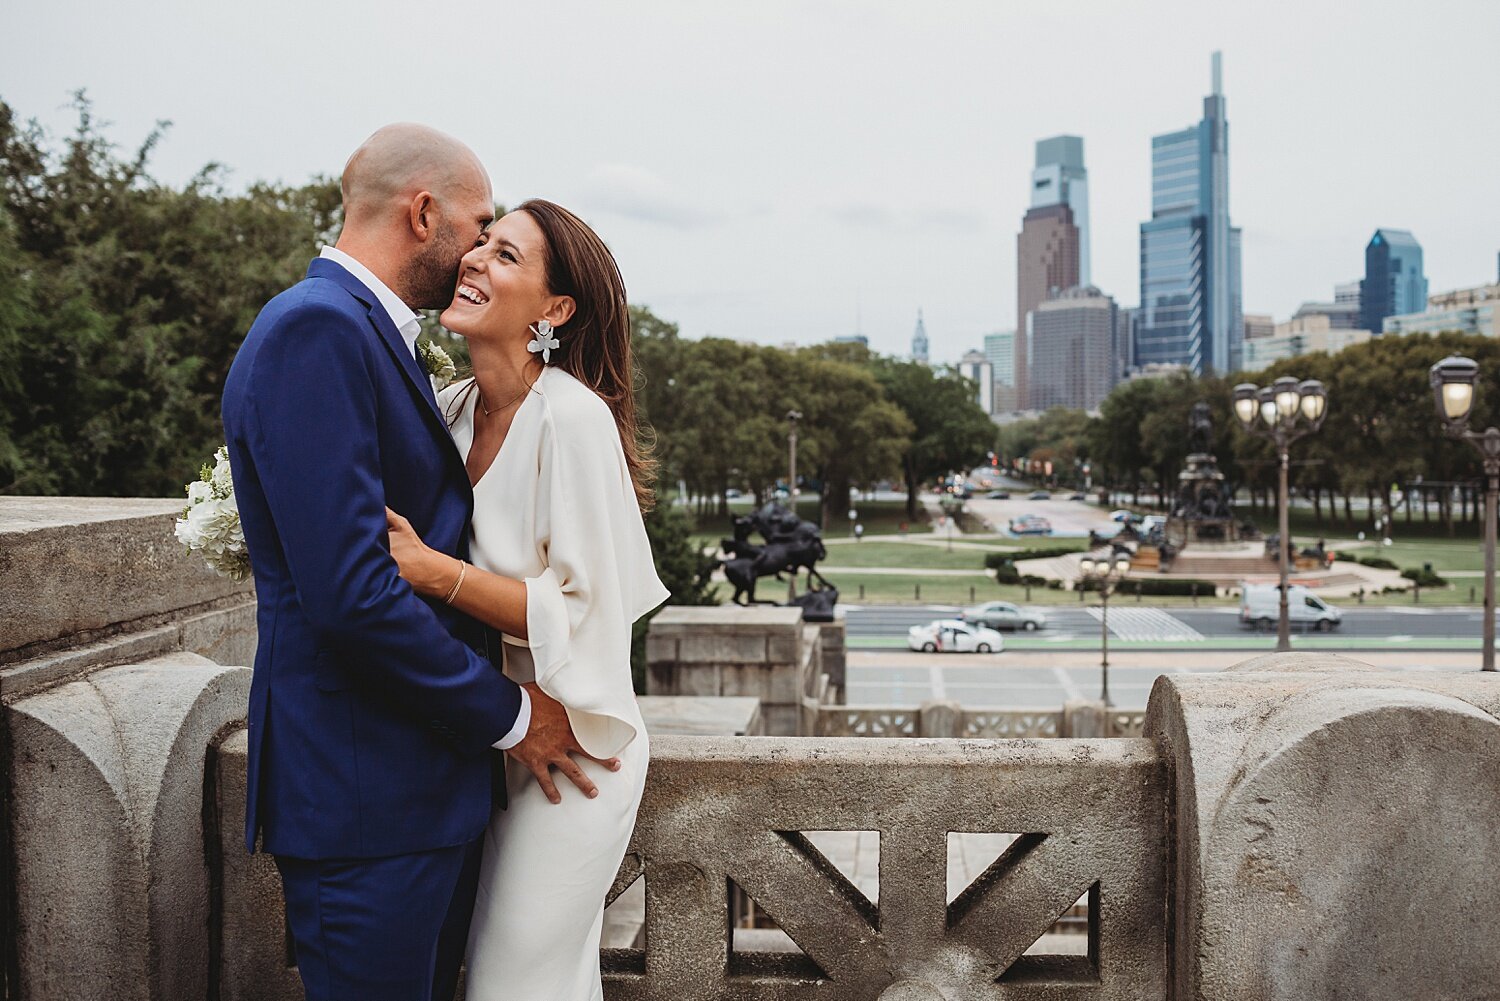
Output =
[
  {"x1": 0, "y1": 497, "x2": 253, "y2": 662},
  {"x1": 639, "y1": 696, "x2": 764, "y2": 736},
  {"x1": 1, "y1": 599, "x2": 257, "y2": 701}
]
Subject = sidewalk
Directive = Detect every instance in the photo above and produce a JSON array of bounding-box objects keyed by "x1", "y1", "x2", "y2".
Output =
[{"x1": 848, "y1": 647, "x2": 1487, "y2": 672}]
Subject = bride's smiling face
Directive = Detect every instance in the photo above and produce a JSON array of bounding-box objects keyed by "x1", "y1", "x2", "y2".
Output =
[{"x1": 439, "y1": 210, "x2": 573, "y2": 345}]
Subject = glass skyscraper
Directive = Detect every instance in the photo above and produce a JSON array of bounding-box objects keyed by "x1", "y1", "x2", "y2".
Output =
[
  {"x1": 1136, "y1": 52, "x2": 1242, "y2": 375},
  {"x1": 1031, "y1": 136, "x2": 1090, "y2": 286},
  {"x1": 1361, "y1": 229, "x2": 1428, "y2": 334},
  {"x1": 984, "y1": 330, "x2": 1016, "y2": 411}
]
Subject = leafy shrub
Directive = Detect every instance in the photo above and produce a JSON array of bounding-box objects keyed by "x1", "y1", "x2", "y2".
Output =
[
  {"x1": 1401, "y1": 566, "x2": 1447, "y2": 588},
  {"x1": 1355, "y1": 555, "x2": 1399, "y2": 571}
]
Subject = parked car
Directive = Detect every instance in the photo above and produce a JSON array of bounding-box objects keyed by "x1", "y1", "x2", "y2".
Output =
[
  {"x1": 985, "y1": 489, "x2": 1011, "y2": 499},
  {"x1": 1109, "y1": 509, "x2": 1136, "y2": 523},
  {"x1": 1008, "y1": 515, "x2": 1053, "y2": 536},
  {"x1": 907, "y1": 619, "x2": 1005, "y2": 653},
  {"x1": 960, "y1": 601, "x2": 1047, "y2": 632},
  {"x1": 1027, "y1": 490, "x2": 1051, "y2": 500},
  {"x1": 1240, "y1": 584, "x2": 1342, "y2": 632},
  {"x1": 1067, "y1": 492, "x2": 1087, "y2": 501}
]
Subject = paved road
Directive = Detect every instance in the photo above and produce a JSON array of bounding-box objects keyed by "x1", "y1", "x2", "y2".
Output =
[
  {"x1": 963, "y1": 492, "x2": 1115, "y2": 539},
  {"x1": 842, "y1": 603, "x2": 1493, "y2": 650}
]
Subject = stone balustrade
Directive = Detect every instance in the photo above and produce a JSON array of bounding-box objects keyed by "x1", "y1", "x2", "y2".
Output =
[
  {"x1": 818, "y1": 703, "x2": 1148, "y2": 739},
  {"x1": 4, "y1": 498, "x2": 1500, "y2": 1000}
]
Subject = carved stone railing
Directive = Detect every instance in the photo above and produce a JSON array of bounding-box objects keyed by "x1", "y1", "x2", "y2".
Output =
[
  {"x1": 819, "y1": 704, "x2": 1147, "y2": 739},
  {"x1": 602, "y1": 735, "x2": 1169, "y2": 1000}
]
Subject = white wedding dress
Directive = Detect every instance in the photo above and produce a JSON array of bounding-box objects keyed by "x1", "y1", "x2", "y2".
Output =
[{"x1": 440, "y1": 367, "x2": 668, "y2": 1001}]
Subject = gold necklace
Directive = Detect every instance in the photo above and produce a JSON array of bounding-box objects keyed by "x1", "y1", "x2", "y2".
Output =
[{"x1": 478, "y1": 377, "x2": 536, "y2": 417}]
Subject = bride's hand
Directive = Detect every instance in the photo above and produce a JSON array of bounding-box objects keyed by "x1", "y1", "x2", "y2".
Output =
[{"x1": 385, "y1": 507, "x2": 455, "y2": 598}]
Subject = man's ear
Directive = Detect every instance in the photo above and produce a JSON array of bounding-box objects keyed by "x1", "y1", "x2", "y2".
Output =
[
  {"x1": 544, "y1": 295, "x2": 577, "y2": 328},
  {"x1": 408, "y1": 191, "x2": 436, "y2": 242}
]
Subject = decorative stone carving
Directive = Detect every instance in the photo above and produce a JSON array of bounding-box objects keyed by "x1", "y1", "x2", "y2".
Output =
[{"x1": 6, "y1": 653, "x2": 250, "y2": 1001}]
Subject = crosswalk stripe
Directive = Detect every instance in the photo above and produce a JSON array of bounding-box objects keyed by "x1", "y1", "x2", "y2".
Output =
[{"x1": 1084, "y1": 607, "x2": 1204, "y2": 642}]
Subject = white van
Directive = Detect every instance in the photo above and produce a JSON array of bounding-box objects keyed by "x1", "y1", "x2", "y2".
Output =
[{"x1": 1240, "y1": 584, "x2": 1342, "y2": 632}]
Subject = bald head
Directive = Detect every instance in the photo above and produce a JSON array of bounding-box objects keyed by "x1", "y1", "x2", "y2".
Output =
[
  {"x1": 342, "y1": 123, "x2": 489, "y2": 226},
  {"x1": 334, "y1": 123, "x2": 495, "y2": 310}
]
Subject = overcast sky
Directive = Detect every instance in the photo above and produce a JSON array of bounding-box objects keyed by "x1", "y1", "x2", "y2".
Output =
[{"x1": 4, "y1": 0, "x2": 1496, "y2": 364}]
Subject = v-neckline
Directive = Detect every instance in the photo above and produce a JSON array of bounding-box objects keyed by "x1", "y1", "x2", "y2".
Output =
[{"x1": 465, "y1": 370, "x2": 543, "y2": 490}]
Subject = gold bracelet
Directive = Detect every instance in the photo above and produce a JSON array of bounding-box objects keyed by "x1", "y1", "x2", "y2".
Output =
[{"x1": 442, "y1": 560, "x2": 468, "y2": 604}]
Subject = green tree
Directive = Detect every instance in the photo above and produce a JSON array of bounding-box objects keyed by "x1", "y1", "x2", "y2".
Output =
[
  {"x1": 630, "y1": 499, "x2": 720, "y2": 690},
  {"x1": 0, "y1": 93, "x2": 340, "y2": 495},
  {"x1": 790, "y1": 352, "x2": 913, "y2": 528},
  {"x1": 872, "y1": 358, "x2": 996, "y2": 521}
]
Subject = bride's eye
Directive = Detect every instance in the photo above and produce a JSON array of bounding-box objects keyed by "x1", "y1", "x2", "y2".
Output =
[{"x1": 499, "y1": 250, "x2": 516, "y2": 262}]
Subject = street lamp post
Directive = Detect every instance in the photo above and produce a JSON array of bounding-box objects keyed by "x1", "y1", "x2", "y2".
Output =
[
  {"x1": 1232, "y1": 376, "x2": 1329, "y2": 652},
  {"x1": 1077, "y1": 553, "x2": 1132, "y2": 706},
  {"x1": 1430, "y1": 355, "x2": 1499, "y2": 672},
  {"x1": 786, "y1": 409, "x2": 802, "y2": 601}
]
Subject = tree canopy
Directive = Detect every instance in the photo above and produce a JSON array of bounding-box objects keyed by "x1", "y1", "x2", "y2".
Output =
[
  {"x1": 1, "y1": 94, "x2": 992, "y2": 530},
  {"x1": 0, "y1": 94, "x2": 339, "y2": 495},
  {"x1": 998, "y1": 332, "x2": 1500, "y2": 532}
]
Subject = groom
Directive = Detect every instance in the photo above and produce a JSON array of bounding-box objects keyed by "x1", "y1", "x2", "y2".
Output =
[{"x1": 222, "y1": 124, "x2": 600, "y2": 1001}]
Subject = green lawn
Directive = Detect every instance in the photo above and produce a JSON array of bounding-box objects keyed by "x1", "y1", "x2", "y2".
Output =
[
  {"x1": 819, "y1": 540, "x2": 1004, "y2": 570},
  {"x1": 1345, "y1": 539, "x2": 1489, "y2": 575}
]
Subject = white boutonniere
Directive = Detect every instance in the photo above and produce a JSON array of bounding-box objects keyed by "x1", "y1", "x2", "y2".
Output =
[
  {"x1": 527, "y1": 320, "x2": 561, "y2": 364},
  {"x1": 418, "y1": 339, "x2": 457, "y2": 390},
  {"x1": 175, "y1": 446, "x2": 251, "y2": 582}
]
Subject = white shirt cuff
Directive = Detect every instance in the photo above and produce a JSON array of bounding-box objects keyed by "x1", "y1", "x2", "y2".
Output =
[{"x1": 492, "y1": 685, "x2": 531, "y2": 750}]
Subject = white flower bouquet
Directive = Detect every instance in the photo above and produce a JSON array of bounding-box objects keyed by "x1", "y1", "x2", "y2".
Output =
[{"x1": 175, "y1": 445, "x2": 251, "y2": 581}]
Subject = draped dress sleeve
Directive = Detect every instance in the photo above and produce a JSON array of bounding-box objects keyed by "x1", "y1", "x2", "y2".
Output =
[{"x1": 522, "y1": 374, "x2": 670, "y2": 759}]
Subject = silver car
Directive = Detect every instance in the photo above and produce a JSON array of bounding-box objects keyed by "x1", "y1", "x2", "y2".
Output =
[{"x1": 959, "y1": 600, "x2": 1047, "y2": 632}]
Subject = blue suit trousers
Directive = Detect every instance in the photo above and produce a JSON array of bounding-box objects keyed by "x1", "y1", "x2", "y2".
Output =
[{"x1": 276, "y1": 839, "x2": 482, "y2": 1001}]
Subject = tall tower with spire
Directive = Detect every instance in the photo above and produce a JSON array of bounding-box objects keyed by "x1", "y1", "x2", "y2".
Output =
[
  {"x1": 911, "y1": 309, "x2": 930, "y2": 365},
  {"x1": 1136, "y1": 51, "x2": 1243, "y2": 375}
]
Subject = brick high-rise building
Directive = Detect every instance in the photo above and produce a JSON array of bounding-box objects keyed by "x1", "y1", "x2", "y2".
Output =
[{"x1": 1016, "y1": 203, "x2": 1080, "y2": 408}]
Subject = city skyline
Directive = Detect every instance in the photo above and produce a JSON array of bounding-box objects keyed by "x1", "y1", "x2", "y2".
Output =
[{"x1": 3, "y1": 1, "x2": 1495, "y2": 365}]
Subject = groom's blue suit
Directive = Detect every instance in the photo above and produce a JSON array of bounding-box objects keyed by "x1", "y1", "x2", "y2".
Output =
[{"x1": 222, "y1": 257, "x2": 524, "y2": 1000}]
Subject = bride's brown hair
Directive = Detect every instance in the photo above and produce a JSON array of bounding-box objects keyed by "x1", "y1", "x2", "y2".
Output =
[{"x1": 517, "y1": 198, "x2": 656, "y2": 511}]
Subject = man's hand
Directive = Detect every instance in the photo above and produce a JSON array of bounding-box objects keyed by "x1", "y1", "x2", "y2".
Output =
[{"x1": 507, "y1": 682, "x2": 621, "y2": 804}]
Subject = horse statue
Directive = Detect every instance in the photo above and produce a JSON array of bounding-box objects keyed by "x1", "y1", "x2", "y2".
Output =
[{"x1": 719, "y1": 502, "x2": 837, "y2": 617}]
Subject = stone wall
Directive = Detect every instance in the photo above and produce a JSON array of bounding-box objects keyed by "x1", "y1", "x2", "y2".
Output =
[
  {"x1": 5, "y1": 498, "x2": 1500, "y2": 1000},
  {"x1": 645, "y1": 606, "x2": 826, "y2": 735}
]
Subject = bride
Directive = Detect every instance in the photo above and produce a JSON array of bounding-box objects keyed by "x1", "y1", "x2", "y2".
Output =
[{"x1": 384, "y1": 198, "x2": 668, "y2": 1000}]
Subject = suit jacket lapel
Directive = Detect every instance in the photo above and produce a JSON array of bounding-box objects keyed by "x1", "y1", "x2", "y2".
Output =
[{"x1": 306, "y1": 258, "x2": 450, "y2": 433}]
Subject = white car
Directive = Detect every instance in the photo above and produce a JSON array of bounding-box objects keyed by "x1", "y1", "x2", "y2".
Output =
[{"x1": 907, "y1": 619, "x2": 1005, "y2": 653}]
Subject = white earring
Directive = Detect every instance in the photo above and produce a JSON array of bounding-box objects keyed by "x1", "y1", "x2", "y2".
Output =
[{"x1": 527, "y1": 319, "x2": 561, "y2": 364}]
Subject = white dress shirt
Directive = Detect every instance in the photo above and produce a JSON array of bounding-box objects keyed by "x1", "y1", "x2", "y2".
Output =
[{"x1": 319, "y1": 246, "x2": 531, "y2": 750}]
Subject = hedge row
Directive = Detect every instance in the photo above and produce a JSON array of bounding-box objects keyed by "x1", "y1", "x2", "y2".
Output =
[
  {"x1": 983, "y1": 547, "x2": 1082, "y2": 571},
  {"x1": 1355, "y1": 555, "x2": 1399, "y2": 570},
  {"x1": 1077, "y1": 577, "x2": 1218, "y2": 597}
]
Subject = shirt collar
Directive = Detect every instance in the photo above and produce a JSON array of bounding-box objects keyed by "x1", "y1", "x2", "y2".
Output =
[{"x1": 319, "y1": 246, "x2": 422, "y2": 357}]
